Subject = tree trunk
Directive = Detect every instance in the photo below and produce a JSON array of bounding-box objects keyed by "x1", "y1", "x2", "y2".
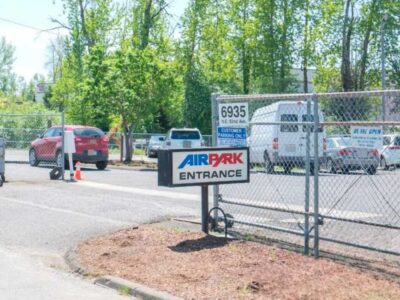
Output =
[
  {"x1": 141, "y1": 0, "x2": 153, "y2": 50},
  {"x1": 279, "y1": 0, "x2": 289, "y2": 91},
  {"x1": 358, "y1": 0, "x2": 377, "y2": 90},
  {"x1": 123, "y1": 122, "x2": 133, "y2": 163},
  {"x1": 341, "y1": 0, "x2": 353, "y2": 92},
  {"x1": 302, "y1": 0, "x2": 309, "y2": 93},
  {"x1": 242, "y1": 44, "x2": 250, "y2": 94},
  {"x1": 241, "y1": 2, "x2": 250, "y2": 94}
]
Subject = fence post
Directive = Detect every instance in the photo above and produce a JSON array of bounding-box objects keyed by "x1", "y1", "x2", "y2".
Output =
[
  {"x1": 304, "y1": 98, "x2": 311, "y2": 255},
  {"x1": 211, "y1": 93, "x2": 219, "y2": 223},
  {"x1": 313, "y1": 94, "x2": 320, "y2": 257},
  {"x1": 61, "y1": 111, "x2": 65, "y2": 181}
]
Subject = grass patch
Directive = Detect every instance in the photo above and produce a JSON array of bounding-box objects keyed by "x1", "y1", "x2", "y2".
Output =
[{"x1": 118, "y1": 286, "x2": 131, "y2": 296}]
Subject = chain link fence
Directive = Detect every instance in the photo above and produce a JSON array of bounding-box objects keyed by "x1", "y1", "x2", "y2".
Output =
[
  {"x1": 0, "y1": 113, "x2": 64, "y2": 164},
  {"x1": 107, "y1": 132, "x2": 212, "y2": 161},
  {"x1": 212, "y1": 90, "x2": 400, "y2": 259},
  {"x1": 0, "y1": 113, "x2": 65, "y2": 181}
]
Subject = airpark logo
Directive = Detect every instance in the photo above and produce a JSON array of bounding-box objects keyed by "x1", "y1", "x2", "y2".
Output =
[{"x1": 178, "y1": 153, "x2": 244, "y2": 169}]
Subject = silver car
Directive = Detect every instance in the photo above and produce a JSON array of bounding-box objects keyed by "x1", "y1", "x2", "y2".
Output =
[
  {"x1": 325, "y1": 136, "x2": 379, "y2": 175},
  {"x1": 146, "y1": 135, "x2": 165, "y2": 158}
]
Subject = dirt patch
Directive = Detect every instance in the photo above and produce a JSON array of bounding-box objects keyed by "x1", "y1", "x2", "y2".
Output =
[
  {"x1": 108, "y1": 160, "x2": 157, "y2": 169},
  {"x1": 78, "y1": 225, "x2": 400, "y2": 300}
]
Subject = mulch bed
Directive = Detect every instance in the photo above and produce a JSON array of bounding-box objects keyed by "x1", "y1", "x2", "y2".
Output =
[{"x1": 78, "y1": 225, "x2": 400, "y2": 300}]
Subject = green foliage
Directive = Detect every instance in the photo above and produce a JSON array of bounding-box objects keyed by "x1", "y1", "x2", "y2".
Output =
[
  {"x1": 38, "y1": 0, "x2": 400, "y2": 137},
  {"x1": 0, "y1": 96, "x2": 58, "y2": 148},
  {"x1": 0, "y1": 37, "x2": 17, "y2": 95}
]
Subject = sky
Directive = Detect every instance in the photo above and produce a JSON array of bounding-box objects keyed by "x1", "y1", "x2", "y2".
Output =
[{"x1": 0, "y1": 0, "x2": 188, "y2": 82}]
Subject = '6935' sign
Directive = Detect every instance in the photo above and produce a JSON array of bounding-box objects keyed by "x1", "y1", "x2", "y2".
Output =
[{"x1": 218, "y1": 103, "x2": 249, "y2": 127}]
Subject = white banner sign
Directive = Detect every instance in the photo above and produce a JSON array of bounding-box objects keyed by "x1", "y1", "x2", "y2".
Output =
[
  {"x1": 350, "y1": 126, "x2": 383, "y2": 149},
  {"x1": 171, "y1": 148, "x2": 249, "y2": 186},
  {"x1": 218, "y1": 102, "x2": 249, "y2": 127}
]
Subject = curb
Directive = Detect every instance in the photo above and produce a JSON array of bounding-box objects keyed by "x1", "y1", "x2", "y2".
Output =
[
  {"x1": 95, "y1": 276, "x2": 182, "y2": 300},
  {"x1": 107, "y1": 164, "x2": 157, "y2": 172},
  {"x1": 64, "y1": 248, "x2": 89, "y2": 276},
  {"x1": 5, "y1": 161, "x2": 29, "y2": 164},
  {"x1": 64, "y1": 246, "x2": 181, "y2": 300}
]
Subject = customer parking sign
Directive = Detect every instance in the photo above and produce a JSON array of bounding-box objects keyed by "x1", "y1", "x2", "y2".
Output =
[{"x1": 217, "y1": 127, "x2": 247, "y2": 147}]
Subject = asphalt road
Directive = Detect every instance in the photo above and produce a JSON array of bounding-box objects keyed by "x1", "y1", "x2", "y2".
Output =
[
  {"x1": 1, "y1": 161, "x2": 400, "y2": 299},
  {"x1": 0, "y1": 163, "x2": 201, "y2": 299}
]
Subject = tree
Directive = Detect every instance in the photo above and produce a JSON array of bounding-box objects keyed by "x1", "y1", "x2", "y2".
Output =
[
  {"x1": 0, "y1": 37, "x2": 17, "y2": 95},
  {"x1": 105, "y1": 48, "x2": 160, "y2": 161}
]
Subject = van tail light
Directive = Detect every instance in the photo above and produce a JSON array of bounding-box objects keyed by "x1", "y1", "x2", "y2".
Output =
[
  {"x1": 272, "y1": 138, "x2": 279, "y2": 150},
  {"x1": 388, "y1": 145, "x2": 400, "y2": 150},
  {"x1": 323, "y1": 138, "x2": 327, "y2": 151},
  {"x1": 370, "y1": 149, "x2": 379, "y2": 156},
  {"x1": 338, "y1": 149, "x2": 352, "y2": 156},
  {"x1": 201, "y1": 140, "x2": 205, "y2": 147}
]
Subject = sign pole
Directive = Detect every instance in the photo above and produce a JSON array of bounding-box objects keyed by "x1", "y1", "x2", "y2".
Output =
[
  {"x1": 68, "y1": 152, "x2": 74, "y2": 181},
  {"x1": 201, "y1": 185, "x2": 209, "y2": 234}
]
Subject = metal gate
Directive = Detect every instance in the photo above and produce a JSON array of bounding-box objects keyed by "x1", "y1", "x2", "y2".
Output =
[{"x1": 212, "y1": 90, "x2": 400, "y2": 259}]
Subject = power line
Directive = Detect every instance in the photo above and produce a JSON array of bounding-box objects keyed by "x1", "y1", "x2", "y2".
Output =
[{"x1": 0, "y1": 16, "x2": 59, "y2": 36}]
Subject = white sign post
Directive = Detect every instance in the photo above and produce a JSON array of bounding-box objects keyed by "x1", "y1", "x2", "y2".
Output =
[
  {"x1": 218, "y1": 102, "x2": 249, "y2": 127},
  {"x1": 64, "y1": 130, "x2": 76, "y2": 180},
  {"x1": 350, "y1": 126, "x2": 383, "y2": 149}
]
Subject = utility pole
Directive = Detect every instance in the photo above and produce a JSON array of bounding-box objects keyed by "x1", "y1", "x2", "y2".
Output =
[{"x1": 381, "y1": 13, "x2": 388, "y2": 121}]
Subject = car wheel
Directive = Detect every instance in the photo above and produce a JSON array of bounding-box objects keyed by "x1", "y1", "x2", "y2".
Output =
[
  {"x1": 367, "y1": 166, "x2": 377, "y2": 175},
  {"x1": 326, "y1": 159, "x2": 337, "y2": 174},
  {"x1": 96, "y1": 161, "x2": 108, "y2": 170},
  {"x1": 29, "y1": 149, "x2": 39, "y2": 167},
  {"x1": 264, "y1": 152, "x2": 274, "y2": 174},
  {"x1": 380, "y1": 157, "x2": 389, "y2": 170}
]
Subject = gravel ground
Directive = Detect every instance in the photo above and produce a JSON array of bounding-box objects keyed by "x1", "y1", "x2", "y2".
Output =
[{"x1": 78, "y1": 224, "x2": 400, "y2": 300}]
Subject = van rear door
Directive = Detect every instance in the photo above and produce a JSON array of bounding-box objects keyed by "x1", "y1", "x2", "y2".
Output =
[
  {"x1": 301, "y1": 113, "x2": 324, "y2": 158},
  {"x1": 278, "y1": 112, "x2": 303, "y2": 158}
]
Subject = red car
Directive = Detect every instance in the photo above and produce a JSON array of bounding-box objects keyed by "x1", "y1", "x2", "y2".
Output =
[{"x1": 29, "y1": 125, "x2": 109, "y2": 170}]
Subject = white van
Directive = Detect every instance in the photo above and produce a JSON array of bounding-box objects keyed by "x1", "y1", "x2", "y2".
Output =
[{"x1": 248, "y1": 101, "x2": 326, "y2": 174}]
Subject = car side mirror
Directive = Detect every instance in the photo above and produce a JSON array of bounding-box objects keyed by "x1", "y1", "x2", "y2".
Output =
[{"x1": 38, "y1": 134, "x2": 44, "y2": 139}]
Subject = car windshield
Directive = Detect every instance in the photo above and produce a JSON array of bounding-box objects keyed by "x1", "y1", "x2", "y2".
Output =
[
  {"x1": 170, "y1": 130, "x2": 200, "y2": 140},
  {"x1": 333, "y1": 137, "x2": 351, "y2": 147},
  {"x1": 73, "y1": 128, "x2": 105, "y2": 137},
  {"x1": 150, "y1": 136, "x2": 165, "y2": 143},
  {"x1": 383, "y1": 136, "x2": 392, "y2": 146},
  {"x1": 335, "y1": 137, "x2": 351, "y2": 147}
]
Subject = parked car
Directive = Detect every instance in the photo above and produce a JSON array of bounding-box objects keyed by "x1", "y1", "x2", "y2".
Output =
[
  {"x1": 248, "y1": 101, "x2": 326, "y2": 174},
  {"x1": 163, "y1": 128, "x2": 204, "y2": 149},
  {"x1": 380, "y1": 134, "x2": 400, "y2": 170},
  {"x1": 325, "y1": 136, "x2": 379, "y2": 175},
  {"x1": 146, "y1": 135, "x2": 165, "y2": 157},
  {"x1": 29, "y1": 125, "x2": 109, "y2": 170}
]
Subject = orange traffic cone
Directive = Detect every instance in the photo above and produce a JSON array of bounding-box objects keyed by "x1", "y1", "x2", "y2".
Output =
[{"x1": 74, "y1": 162, "x2": 82, "y2": 180}]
